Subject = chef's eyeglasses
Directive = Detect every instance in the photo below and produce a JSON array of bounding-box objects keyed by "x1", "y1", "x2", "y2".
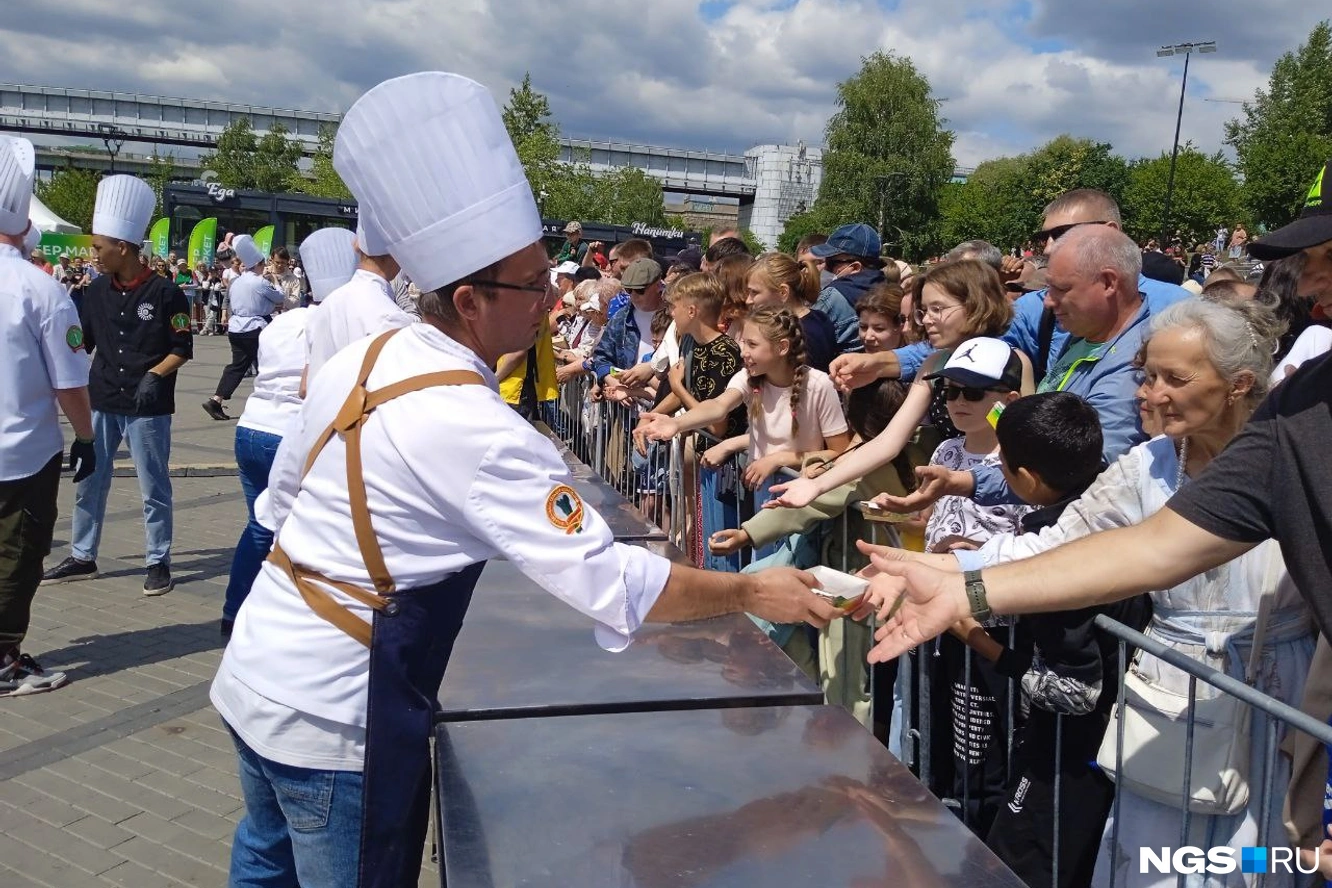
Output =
[
  {"x1": 470, "y1": 279, "x2": 551, "y2": 297},
  {"x1": 1032, "y1": 220, "x2": 1110, "y2": 247},
  {"x1": 943, "y1": 384, "x2": 1008, "y2": 402}
]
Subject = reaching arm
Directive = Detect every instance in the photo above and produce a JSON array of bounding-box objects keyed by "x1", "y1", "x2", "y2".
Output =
[
  {"x1": 642, "y1": 389, "x2": 745, "y2": 440},
  {"x1": 767, "y1": 379, "x2": 931, "y2": 507},
  {"x1": 865, "y1": 507, "x2": 1256, "y2": 663},
  {"x1": 494, "y1": 349, "x2": 526, "y2": 382}
]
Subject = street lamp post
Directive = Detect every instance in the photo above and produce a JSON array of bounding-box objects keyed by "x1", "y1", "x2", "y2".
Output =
[
  {"x1": 96, "y1": 123, "x2": 126, "y2": 175},
  {"x1": 1156, "y1": 41, "x2": 1216, "y2": 245}
]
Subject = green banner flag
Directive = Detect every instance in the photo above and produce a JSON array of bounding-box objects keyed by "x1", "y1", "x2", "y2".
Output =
[
  {"x1": 36, "y1": 232, "x2": 96, "y2": 262},
  {"x1": 252, "y1": 225, "x2": 275, "y2": 258},
  {"x1": 148, "y1": 218, "x2": 170, "y2": 258},
  {"x1": 187, "y1": 217, "x2": 218, "y2": 268}
]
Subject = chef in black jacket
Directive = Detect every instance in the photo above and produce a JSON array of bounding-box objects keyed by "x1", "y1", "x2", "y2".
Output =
[{"x1": 42, "y1": 175, "x2": 192, "y2": 597}]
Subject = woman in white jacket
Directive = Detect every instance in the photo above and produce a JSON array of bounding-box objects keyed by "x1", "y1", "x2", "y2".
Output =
[{"x1": 869, "y1": 295, "x2": 1315, "y2": 888}]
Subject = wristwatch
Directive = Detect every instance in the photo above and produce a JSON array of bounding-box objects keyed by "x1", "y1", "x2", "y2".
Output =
[{"x1": 963, "y1": 570, "x2": 991, "y2": 622}]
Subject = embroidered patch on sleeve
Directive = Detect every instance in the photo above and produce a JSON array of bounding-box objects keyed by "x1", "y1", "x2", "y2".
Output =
[
  {"x1": 65, "y1": 325, "x2": 85, "y2": 352},
  {"x1": 544, "y1": 484, "x2": 585, "y2": 534},
  {"x1": 170, "y1": 312, "x2": 191, "y2": 332}
]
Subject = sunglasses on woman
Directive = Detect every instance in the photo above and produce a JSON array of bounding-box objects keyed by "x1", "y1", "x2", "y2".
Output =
[{"x1": 943, "y1": 384, "x2": 1007, "y2": 402}]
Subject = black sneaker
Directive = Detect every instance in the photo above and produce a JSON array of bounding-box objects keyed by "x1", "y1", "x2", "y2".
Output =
[
  {"x1": 0, "y1": 652, "x2": 68, "y2": 697},
  {"x1": 41, "y1": 556, "x2": 99, "y2": 585},
  {"x1": 144, "y1": 563, "x2": 174, "y2": 597},
  {"x1": 202, "y1": 399, "x2": 231, "y2": 421}
]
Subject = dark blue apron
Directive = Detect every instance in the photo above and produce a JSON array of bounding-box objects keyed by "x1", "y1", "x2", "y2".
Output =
[
  {"x1": 267, "y1": 329, "x2": 490, "y2": 888},
  {"x1": 359, "y1": 560, "x2": 485, "y2": 888}
]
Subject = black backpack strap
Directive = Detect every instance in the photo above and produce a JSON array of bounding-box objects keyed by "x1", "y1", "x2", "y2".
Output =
[{"x1": 1035, "y1": 306, "x2": 1057, "y2": 381}]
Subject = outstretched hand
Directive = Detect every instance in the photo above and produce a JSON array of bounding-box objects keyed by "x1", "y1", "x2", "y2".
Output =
[
  {"x1": 872, "y1": 465, "x2": 971, "y2": 514},
  {"x1": 637, "y1": 412, "x2": 680, "y2": 442},
  {"x1": 863, "y1": 555, "x2": 966, "y2": 664},
  {"x1": 763, "y1": 477, "x2": 821, "y2": 510},
  {"x1": 828, "y1": 352, "x2": 885, "y2": 393},
  {"x1": 746, "y1": 567, "x2": 842, "y2": 629}
]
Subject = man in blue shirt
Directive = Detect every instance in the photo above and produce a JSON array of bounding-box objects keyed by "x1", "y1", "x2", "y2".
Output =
[{"x1": 840, "y1": 189, "x2": 1190, "y2": 385}]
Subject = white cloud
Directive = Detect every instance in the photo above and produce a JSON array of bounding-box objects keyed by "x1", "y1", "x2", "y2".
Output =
[{"x1": 0, "y1": 0, "x2": 1324, "y2": 171}]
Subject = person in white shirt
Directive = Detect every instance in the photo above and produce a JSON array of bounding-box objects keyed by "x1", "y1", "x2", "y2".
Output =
[
  {"x1": 220, "y1": 227, "x2": 357, "y2": 638},
  {"x1": 210, "y1": 72, "x2": 836, "y2": 888},
  {"x1": 204, "y1": 235, "x2": 284, "y2": 421},
  {"x1": 303, "y1": 217, "x2": 415, "y2": 388},
  {"x1": 0, "y1": 136, "x2": 95, "y2": 696}
]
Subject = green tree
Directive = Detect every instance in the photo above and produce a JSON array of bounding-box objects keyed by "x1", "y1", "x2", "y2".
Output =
[
  {"x1": 35, "y1": 167, "x2": 98, "y2": 232},
  {"x1": 776, "y1": 204, "x2": 842, "y2": 254},
  {"x1": 500, "y1": 74, "x2": 667, "y2": 225},
  {"x1": 146, "y1": 152, "x2": 177, "y2": 219},
  {"x1": 1121, "y1": 146, "x2": 1244, "y2": 247},
  {"x1": 201, "y1": 117, "x2": 302, "y2": 192},
  {"x1": 1226, "y1": 21, "x2": 1332, "y2": 228},
  {"x1": 805, "y1": 51, "x2": 955, "y2": 260},
  {"x1": 302, "y1": 124, "x2": 351, "y2": 199}
]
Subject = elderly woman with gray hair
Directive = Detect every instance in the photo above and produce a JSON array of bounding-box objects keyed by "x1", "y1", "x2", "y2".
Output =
[{"x1": 866, "y1": 294, "x2": 1314, "y2": 888}]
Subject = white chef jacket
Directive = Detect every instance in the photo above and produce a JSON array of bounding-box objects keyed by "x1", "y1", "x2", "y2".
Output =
[
  {"x1": 305, "y1": 269, "x2": 414, "y2": 381},
  {"x1": 0, "y1": 244, "x2": 91, "y2": 481},
  {"x1": 226, "y1": 271, "x2": 285, "y2": 334},
  {"x1": 211, "y1": 323, "x2": 670, "y2": 771},
  {"x1": 236, "y1": 308, "x2": 308, "y2": 438}
]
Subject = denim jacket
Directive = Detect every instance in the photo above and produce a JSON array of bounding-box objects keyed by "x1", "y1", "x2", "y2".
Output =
[{"x1": 590, "y1": 303, "x2": 645, "y2": 383}]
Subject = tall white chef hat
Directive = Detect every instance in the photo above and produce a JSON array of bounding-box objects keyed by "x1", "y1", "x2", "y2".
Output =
[
  {"x1": 0, "y1": 136, "x2": 35, "y2": 237},
  {"x1": 233, "y1": 234, "x2": 266, "y2": 269},
  {"x1": 93, "y1": 175, "x2": 155, "y2": 243},
  {"x1": 355, "y1": 207, "x2": 388, "y2": 257},
  {"x1": 299, "y1": 227, "x2": 358, "y2": 303},
  {"x1": 333, "y1": 72, "x2": 542, "y2": 294},
  {"x1": 22, "y1": 222, "x2": 40, "y2": 254}
]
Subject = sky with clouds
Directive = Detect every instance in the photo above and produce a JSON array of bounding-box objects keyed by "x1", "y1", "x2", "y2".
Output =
[{"x1": 1, "y1": 0, "x2": 1326, "y2": 169}]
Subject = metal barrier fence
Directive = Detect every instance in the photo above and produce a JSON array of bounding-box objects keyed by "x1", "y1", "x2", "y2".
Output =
[{"x1": 549, "y1": 377, "x2": 1332, "y2": 887}]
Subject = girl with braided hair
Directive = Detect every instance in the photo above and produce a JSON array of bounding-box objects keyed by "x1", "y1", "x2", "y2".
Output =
[
  {"x1": 746, "y1": 253, "x2": 839, "y2": 371},
  {"x1": 639, "y1": 306, "x2": 852, "y2": 512}
]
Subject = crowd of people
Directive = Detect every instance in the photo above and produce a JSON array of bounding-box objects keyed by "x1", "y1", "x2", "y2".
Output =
[{"x1": 6, "y1": 69, "x2": 1332, "y2": 888}]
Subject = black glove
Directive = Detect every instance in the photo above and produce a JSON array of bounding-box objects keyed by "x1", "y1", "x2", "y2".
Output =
[
  {"x1": 68, "y1": 439, "x2": 96, "y2": 483},
  {"x1": 134, "y1": 372, "x2": 162, "y2": 412}
]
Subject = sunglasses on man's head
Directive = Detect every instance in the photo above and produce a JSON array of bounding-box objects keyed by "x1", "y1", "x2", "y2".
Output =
[
  {"x1": 1032, "y1": 220, "x2": 1110, "y2": 246},
  {"x1": 944, "y1": 384, "x2": 1007, "y2": 402}
]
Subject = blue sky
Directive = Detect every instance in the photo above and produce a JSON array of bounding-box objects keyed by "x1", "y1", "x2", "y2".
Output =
[{"x1": 0, "y1": 0, "x2": 1325, "y2": 169}]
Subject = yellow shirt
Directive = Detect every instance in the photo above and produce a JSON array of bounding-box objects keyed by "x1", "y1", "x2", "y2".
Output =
[{"x1": 498, "y1": 316, "x2": 558, "y2": 404}]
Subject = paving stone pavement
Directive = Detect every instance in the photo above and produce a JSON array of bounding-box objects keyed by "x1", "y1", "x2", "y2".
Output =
[{"x1": 2, "y1": 335, "x2": 438, "y2": 887}]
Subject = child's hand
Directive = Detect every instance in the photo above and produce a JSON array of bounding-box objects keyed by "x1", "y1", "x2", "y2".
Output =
[
  {"x1": 700, "y1": 444, "x2": 729, "y2": 468},
  {"x1": 743, "y1": 454, "x2": 783, "y2": 490},
  {"x1": 873, "y1": 466, "x2": 972, "y2": 514},
  {"x1": 802, "y1": 461, "x2": 828, "y2": 479},
  {"x1": 617, "y1": 362, "x2": 655, "y2": 388},
  {"x1": 1298, "y1": 825, "x2": 1332, "y2": 878},
  {"x1": 709, "y1": 528, "x2": 751, "y2": 556},
  {"x1": 929, "y1": 535, "x2": 981, "y2": 554},
  {"x1": 765, "y1": 476, "x2": 820, "y2": 509},
  {"x1": 638, "y1": 413, "x2": 679, "y2": 442}
]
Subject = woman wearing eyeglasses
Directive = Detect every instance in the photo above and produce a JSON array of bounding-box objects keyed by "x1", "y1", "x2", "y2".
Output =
[{"x1": 767, "y1": 259, "x2": 1033, "y2": 510}]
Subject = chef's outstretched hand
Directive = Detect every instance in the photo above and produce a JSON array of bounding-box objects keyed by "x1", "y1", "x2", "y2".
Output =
[
  {"x1": 864, "y1": 555, "x2": 967, "y2": 664},
  {"x1": 745, "y1": 567, "x2": 841, "y2": 629}
]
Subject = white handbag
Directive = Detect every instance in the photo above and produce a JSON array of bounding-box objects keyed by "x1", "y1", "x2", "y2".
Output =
[{"x1": 1096, "y1": 552, "x2": 1279, "y2": 816}]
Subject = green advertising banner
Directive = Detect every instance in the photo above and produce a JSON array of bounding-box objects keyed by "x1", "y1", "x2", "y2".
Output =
[
  {"x1": 252, "y1": 225, "x2": 275, "y2": 258},
  {"x1": 148, "y1": 218, "x2": 170, "y2": 258},
  {"x1": 36, "y1": 232, "x2": 96, "y2": 262},
  {"x1": 187, "y1": 217, "x2": 218, "y2": 268}
]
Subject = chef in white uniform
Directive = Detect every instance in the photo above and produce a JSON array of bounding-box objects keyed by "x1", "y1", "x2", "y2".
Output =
[
  {"x1": 304, "y1": 207, "x2": 415, "y2": 384},
  {"x1": 0, "y1": 136, "x2": 95, "y2": 696},
  {"x1": 220, "y1": 228, "x2": 358, "y2": 636},
  {"x1": 209, "y1": 72, "x2": 836, "y2": 888}
]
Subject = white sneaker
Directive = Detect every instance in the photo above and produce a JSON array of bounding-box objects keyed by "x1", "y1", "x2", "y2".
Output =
[{"x1": 0, "y1": 653, "x2": 69, "y2": 697}]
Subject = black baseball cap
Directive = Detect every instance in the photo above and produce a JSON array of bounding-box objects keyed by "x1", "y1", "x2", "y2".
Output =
[{"x1": 1248, "y1": 161, "x2": 1332, "y2": 260}]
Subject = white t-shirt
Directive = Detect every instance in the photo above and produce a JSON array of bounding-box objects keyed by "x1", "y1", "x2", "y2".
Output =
[
  {"x1": 305, "y1": 269, "x2": 414, "y2": 382},
  {"x1": 924, "y1": 438, "x2": 1029, "y2": 552},
  {"x1": 0, "y1": 245, "x2": 91, "y2": 480},
  {"x1": 210, "y1": 324, "x2": 670, "y2": 771},
  {"x1": 725, "y1": 366, "x2": 848, "y2": 460},
  {"x1": 632, "y1": 307, "x2": 656, "y2": 363},
  {"x1": 237, "y1": 308, "x2": 309, "y2": 437}
]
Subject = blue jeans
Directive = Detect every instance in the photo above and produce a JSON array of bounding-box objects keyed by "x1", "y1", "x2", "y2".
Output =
[
  {"x1": 226, "y1": 725, "x2": 363, "y2": 888},
  {"x1": 699, "y1": 465, "x2": 739, "y2": 572},
  {"x1": 224, "y1": 427, "x2": 282, "y2": 620},
  {"x1": 71, "y1": 411, "x2": 173, "y2": 566}
]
